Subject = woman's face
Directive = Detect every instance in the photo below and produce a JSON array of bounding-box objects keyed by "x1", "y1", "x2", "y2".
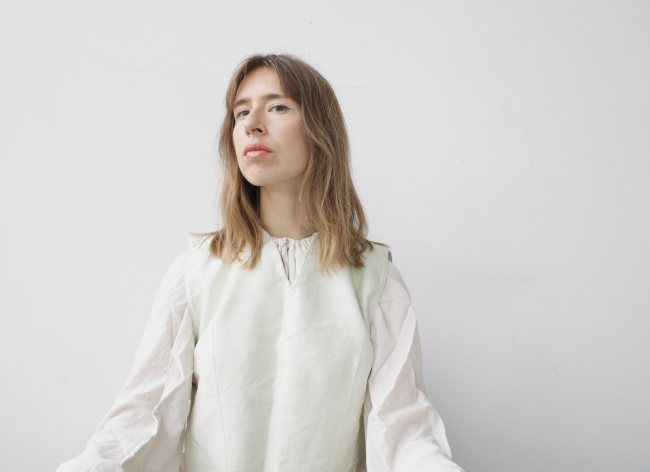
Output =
[{"x1": 232, "y1": 66, "x2": 308, "y2": 190}]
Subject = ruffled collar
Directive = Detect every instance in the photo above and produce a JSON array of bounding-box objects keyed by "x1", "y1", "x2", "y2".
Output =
[{"x1": 270, "y1": 232, "x2": 318, "y2": 285}]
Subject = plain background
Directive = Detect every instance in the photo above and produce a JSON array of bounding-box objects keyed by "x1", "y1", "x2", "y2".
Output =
[{"x1": 1, "y1": 1, "x2": 649, "y2": 471}]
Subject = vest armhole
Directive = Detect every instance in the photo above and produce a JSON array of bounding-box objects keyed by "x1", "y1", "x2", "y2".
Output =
[
  {"x1": 368, "y1": 244, "x2": 391, "y2": 327},
  {"x1": 185, "y1": 237, "x2": 201, "y2": 344}
]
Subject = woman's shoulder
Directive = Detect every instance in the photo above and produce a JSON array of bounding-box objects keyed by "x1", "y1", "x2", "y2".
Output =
[
  {"x1": 156, "y1": 250, "x2": 188, "y2": 293},
  {"x1": 169, "y1": 250, "x2": 188, "y2": 272},
  {"x1": 385, "y1": 259, "x2": 411, "y2": 299},
  {"x1": 187, "y1": 233, "x2": 214, "y2": 251}
]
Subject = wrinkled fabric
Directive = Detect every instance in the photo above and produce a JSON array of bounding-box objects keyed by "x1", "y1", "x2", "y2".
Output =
[
  {"x1": 56, "y1": 234, "x2": 465, "y2": 472},
  {"x1": 272, "y1": 232, "x2": 317, "y2": 284},
  {"x1": 185, "y1": 231, "x2": 388, "y2": 471}
]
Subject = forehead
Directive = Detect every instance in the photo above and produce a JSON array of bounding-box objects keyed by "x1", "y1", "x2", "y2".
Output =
[{"x1": 234, "y1": 66, "x2": 283, "y2": 100}]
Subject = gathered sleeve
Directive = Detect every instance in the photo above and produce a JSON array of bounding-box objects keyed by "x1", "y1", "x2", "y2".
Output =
[
  {"x1": 57, "y1": 252, "x2": 195, "y2": 472},
  {"x1": 361, "y1": 261, "x2": 465, "y2": 472}
]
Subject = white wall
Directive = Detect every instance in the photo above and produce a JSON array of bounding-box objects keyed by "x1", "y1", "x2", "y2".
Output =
[{"x1": 1, "y1": 1, "x2": 649, "y2": 471}]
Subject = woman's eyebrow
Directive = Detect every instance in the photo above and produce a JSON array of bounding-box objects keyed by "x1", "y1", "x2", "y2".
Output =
[{"x1": 233, "y1": 93, "x2": 286, "y2": 109}]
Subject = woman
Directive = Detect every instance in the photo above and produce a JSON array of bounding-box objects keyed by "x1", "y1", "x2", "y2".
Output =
[{"x1": 57, "y1": 54, "x2": 465, "y2": 472}]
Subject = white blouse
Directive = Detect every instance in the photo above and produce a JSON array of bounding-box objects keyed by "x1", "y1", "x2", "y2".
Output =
[{"x1": 56, "y1": 235, "x2": 465, "y2": 472}]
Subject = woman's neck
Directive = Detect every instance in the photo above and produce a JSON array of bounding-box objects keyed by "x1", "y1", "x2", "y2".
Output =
[{"x1": 259, "y1": 183, "x2": 313, "y2": 240}]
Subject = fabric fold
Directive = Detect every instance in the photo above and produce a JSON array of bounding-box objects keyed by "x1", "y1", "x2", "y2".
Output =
[
  {"x1": 56, "y1": 235, "x2": 464, "y2": 472},
  {"x1": 271, "y1": 232, "x2": 317, "y2": 284}
]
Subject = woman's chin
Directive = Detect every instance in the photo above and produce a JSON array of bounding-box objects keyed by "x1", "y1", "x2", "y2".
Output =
[{"x1": 243, "y1": 175, "x2": 271, "y2": 187}]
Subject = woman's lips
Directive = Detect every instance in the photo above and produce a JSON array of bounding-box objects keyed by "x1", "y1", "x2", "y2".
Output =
[
  {"x1": 246, "y1": 150, "x2": 271, "y2": 159},
  {"x1": 244, "y1": 143, "x2": 273, "y2": 159}
]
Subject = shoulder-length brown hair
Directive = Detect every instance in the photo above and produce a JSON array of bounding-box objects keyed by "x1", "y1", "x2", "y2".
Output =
[{"x1": 198, "y1": 53, "x2": 388, "y2": 274}]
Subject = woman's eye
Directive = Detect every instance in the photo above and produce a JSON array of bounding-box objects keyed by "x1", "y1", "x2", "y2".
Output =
[
  {"x1": 235, "y1": 110, "x2": 249, "y2": 118},
  {"x1": 271, "y1": 105, "x2": 288, "y2": 112}
]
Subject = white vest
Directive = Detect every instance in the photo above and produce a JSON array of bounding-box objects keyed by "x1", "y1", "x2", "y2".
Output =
[{"x1": 184, "y1": 230, "x2": 391, "y2": 472}]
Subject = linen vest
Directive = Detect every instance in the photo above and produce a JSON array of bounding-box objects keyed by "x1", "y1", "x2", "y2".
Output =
[{"x1": 184, "y1": 230, "x2": 391, "y2": 472}]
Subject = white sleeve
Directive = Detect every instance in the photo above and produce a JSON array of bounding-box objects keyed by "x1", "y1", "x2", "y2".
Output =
[
  {"x1": 56, "y1": 252, "x2": 195, "y2": 472},
  {"x1": 362, "y1": 261, "x2": 465, "y2": 472}
]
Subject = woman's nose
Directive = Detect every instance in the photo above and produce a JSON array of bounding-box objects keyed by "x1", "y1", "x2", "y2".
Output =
[{"x1": 243, "y1": 109, "x2": 265, "y2": 135}]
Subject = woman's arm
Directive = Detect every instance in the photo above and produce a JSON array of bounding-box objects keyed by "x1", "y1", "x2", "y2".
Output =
[
  {"x1": 56, "y1": 252, "x2": 194, "y2": 472},
  {"x1": 363, "y1": 261, "x2": 465, "y2": 472}
]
